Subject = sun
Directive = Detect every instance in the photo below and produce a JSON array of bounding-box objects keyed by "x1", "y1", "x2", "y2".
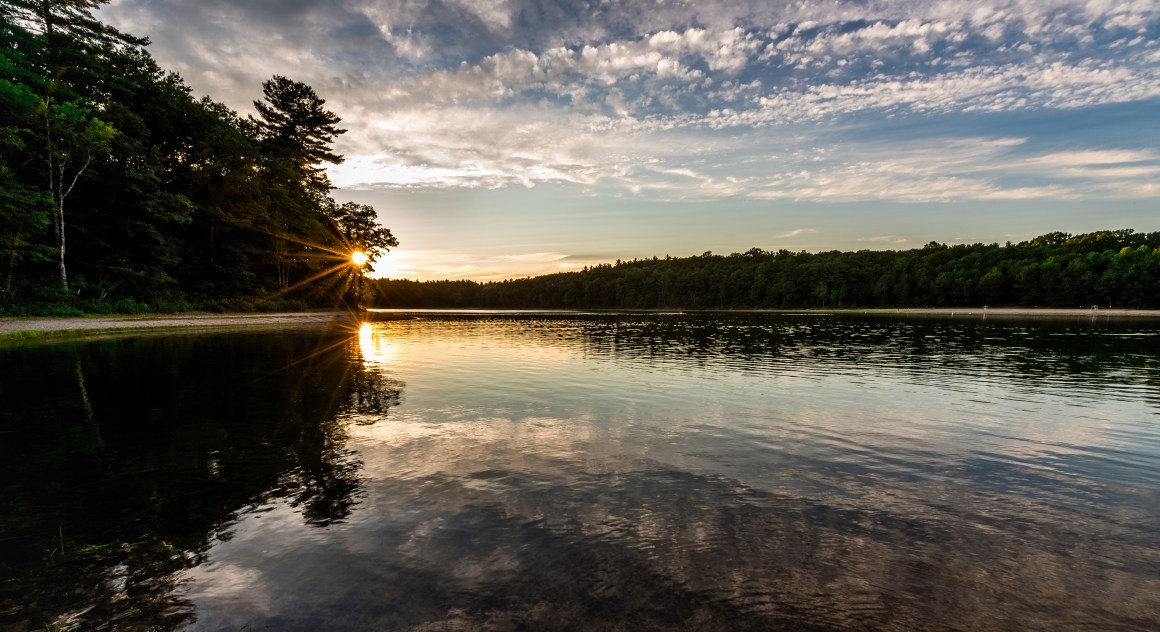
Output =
[{"x1": 350, "y1": 251, "x2": 369, "y2": 266}]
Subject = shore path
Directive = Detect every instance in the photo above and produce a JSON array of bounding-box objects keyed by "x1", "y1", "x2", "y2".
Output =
[
  {"x1": 0, "y1": 311, "x2": 358, "y2": 336},
  {"x1": 3, "y1": 307, "x2": 1158, "y2": 337}
]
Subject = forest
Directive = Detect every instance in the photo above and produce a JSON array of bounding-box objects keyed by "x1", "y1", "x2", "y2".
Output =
[
  {"x1": 0, "y1": 1, "x2": 395, "y2": 316},
  {"x1": 368, "y1": 229, "x2": 1160, "y2": 310}
]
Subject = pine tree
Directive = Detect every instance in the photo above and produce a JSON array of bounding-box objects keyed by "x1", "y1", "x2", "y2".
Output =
[{"x1": 253, "y1": 75, "x2": 346, "y2": 194}]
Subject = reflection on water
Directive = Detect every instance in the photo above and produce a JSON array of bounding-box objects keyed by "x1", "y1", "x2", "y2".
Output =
[
  {"x1": 2, "y1": 314, "x2": 1159, "y2": 630},
  {"x1": 0, "y1": 327, "x2": 400, "y2": 628}
]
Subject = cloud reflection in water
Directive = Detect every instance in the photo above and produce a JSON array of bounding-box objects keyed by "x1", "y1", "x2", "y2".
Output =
[{"x1": 183, "y1": 315, "x2": 1160, "y2": 630}]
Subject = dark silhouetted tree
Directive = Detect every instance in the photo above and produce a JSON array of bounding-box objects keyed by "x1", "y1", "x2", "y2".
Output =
[{"x1": 252, "y1": 75, "x2": 346, "y2": 194}]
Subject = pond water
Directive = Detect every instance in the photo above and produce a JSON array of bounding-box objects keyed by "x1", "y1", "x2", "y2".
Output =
[{"x1": 1, "y1": 312, "x2": 1158, "y2": 630}]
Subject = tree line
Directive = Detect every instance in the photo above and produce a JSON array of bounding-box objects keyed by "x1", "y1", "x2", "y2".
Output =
[
  {"x1": 368, "y1": 229, "x2": 1160, "y2": 309},
  {"x1": 1, "y1": 0, "x2": 396, "y2": 315}
]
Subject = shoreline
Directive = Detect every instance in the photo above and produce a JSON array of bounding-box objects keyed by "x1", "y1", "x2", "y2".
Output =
[
  {"x1": 742, "y1": 307, "x2": 1160, "y2": 318},
  {"x1": 0, "y1": 311, "x2": 360, "y2": 338},
  {"x1": 364, "y1": 306, "x2": 1159, "y2": 318},
  {"x1": 3, "y1": 306, "x2": 1158, "y2": 338}
]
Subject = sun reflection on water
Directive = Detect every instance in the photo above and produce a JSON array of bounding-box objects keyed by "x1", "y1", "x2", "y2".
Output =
[{"x1": 357, "y1": 322, "x2": 393, "y2": 366}]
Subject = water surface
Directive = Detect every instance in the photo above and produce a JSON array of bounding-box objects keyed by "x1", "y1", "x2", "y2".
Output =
[{"x1": 2, "y1": 313, "x2": 1158, "y2": 630}]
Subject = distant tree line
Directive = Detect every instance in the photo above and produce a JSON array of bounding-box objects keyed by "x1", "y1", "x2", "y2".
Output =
[
  {"x1": 369, "y1": 230, "x2": 1160, "y2": 309},
  {"x1": 1, "y1": 1, "x2": 395, "y2": 315}
]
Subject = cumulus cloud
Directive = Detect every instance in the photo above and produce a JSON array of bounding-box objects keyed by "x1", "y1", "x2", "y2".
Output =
[{"x1": 98, "y1": 0, "x2": 1160, "y2": 203}]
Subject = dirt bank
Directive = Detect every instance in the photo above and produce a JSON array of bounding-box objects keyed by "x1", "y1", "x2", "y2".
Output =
[{"x1": 0, "y1": 311, "x2": 359, "y2": 337}]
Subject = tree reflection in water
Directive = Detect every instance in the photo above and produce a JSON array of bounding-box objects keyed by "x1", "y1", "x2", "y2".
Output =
[{"x1": 0, "y1": 325, "x2": 400, "y2": 630}]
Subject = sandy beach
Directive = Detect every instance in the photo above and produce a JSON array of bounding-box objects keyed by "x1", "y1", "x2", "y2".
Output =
[{"x1": 0, "y1": 311, "x2": 360, "y2": 337}]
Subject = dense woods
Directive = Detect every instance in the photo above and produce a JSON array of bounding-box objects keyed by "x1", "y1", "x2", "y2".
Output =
[
  {"x1": 369, "y1": 229, "x2": 1160, "y2": 309},
  {"x1": 0, "y1": 1, "x2": 394, "y2": 315}
]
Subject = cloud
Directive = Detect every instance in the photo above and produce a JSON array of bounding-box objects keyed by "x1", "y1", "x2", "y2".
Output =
[
  {"x1": 491, "y1": 252, "x2": 571, "y2": 263},
  {"x1": 98, "y1": 0, "x2": 1160, "y2": 205},
  {"x1": 1019, "y1": 149, "x2": 1158, "y2": 166},
  {"x1": 778, "y1": 229, "x2": 816, "y2": 238},
  {"x1": 1014, "y1": 149, "x2": 1160, "y2": 178},
  {"x1": 372, "y1": 249, "x2": 589, "y2": 281},
  {"x1": 736, "y1": 136, "x2": 1160, "y2": 203}
]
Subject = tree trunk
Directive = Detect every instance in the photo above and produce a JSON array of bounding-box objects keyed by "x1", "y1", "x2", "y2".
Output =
[
  {"x1": 56, "y1": 196, "x2": 68, "y2": 291},
  {"x1": 45, "y1": 101, "x2": 96, "y2": 294},
  {"x1": 5, "y1": 225, "x2": 24, "y2": 294},
  {"x1": 274, "y1": 234, "x2": 290, "y2": 287},
  {"x1": 44, "y1": 101, "x2": 68, "y2": 292}
]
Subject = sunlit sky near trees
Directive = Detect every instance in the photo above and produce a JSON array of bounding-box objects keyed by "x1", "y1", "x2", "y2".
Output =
[{"x1": 99, "y1": 0, "x2": 1160, "y2": 280}]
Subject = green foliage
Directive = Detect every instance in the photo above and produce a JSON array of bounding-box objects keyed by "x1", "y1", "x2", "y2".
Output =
[
  {"x1": 0, "y1": 29, "x2": 54, "y2": 292},
  {"x1": 327, "y1": 201, "x2": 398, "y2": 268},
  {"x1": 368, "y1": 229, "x2": 1160, "y2": 310},
  {"x1": 76, "y1": 296, "x2": 151, "y2": 314},
  {"x1": 0, "y1": 280, "x2": 82, "y2": 315},
  {"x1": 253, "y1": 75, "x2": 346, "y2": 193},
  {"x1": 47, "y1": 100, "x2": 114, "y2": 155},
  {"x1": 0, "y1": 10, "x2": 395, "y2": 313}
]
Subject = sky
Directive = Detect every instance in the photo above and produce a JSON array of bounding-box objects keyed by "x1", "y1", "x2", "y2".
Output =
[{"x1": 98, "y1": 0, "x2": 1160, "y2": 281}]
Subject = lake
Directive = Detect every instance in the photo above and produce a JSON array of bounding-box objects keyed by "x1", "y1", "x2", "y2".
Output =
[{"x1": 1, "y1": 312, "x2": 1158, "y2": 630}]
